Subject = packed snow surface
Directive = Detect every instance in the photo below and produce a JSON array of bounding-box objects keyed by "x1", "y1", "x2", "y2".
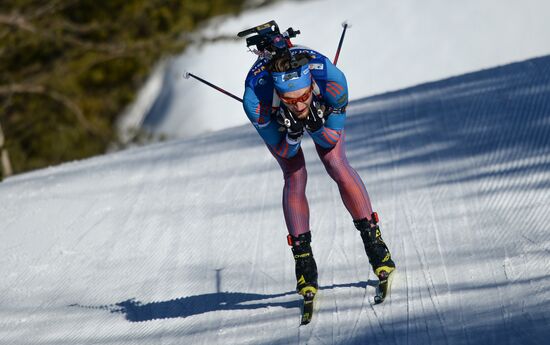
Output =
[{"x1": 1, "y1": 54, "x2": 549, "y2": 344}]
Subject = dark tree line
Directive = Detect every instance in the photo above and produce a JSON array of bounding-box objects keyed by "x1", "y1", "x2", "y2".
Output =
[{"x1": 0, "y1": 0, "x2": 259, "y2": 178}]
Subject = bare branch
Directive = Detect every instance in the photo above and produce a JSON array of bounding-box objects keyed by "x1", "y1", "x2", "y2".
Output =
[
  {"x1": 30, "y1": 0, "x2": 71, "y2": 19},
  {"x1": 0, "y1": 12, "x2": 169, "y2": 55},
  {"x1": 0, "y1": 83, "x2": 102, "y2": 137},
  {"x1": 0, "y1": 13, "x2": 36, "y2": 33},
  {"x1": 59, "y1": 18, "x2": 103, "y2": 34}
]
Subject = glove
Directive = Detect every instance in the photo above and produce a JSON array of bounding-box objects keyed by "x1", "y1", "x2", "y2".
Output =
[
  {"x1": 305, "y1": 100, "x2": 325, "y2": 132},
  {"x1": 278, "y1": 107, "x2": 304, "y2": 141}
]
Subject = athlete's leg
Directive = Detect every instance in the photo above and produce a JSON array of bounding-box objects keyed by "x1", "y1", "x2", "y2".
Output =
[
  {"x1": 268, "y1": 146, "x2": 310, "y2": 237},
  {"x1": 315, "y1": 131, "x2": 373, "y2": 220},
  {"x1": 269, "y1": 146, "x2": 318, "y2": 294},
  {"x1": 316, "y1": 132, "x2": 395, "y2": 274}
]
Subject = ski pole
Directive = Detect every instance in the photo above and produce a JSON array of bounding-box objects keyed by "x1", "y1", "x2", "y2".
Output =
[
  {"x1": 183, "y1": 71, "x2": 243, "y2": 103},
  {"x1": 333, "y1": 21, "x2": 351, "y2": 66}
]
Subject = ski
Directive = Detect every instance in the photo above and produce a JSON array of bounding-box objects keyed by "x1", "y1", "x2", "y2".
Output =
[
  {"x1": 300, "y1": 291, "x2": 316, "y2": 325},
  {"x1": 374, "y1": 269, "x2": 395, "y2": 304}
]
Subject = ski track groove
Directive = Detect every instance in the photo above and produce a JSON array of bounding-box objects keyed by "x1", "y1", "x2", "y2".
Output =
[
  {"x1": 404, "y1": 241, "x2": 411, "y2": 345},
  {"x1": 377, "y1": 100, "x2": 403, "y2": 345},
  {"x1": 347, "y1": 234, "x2": 373, "y2": 345},
  {"x1": 497, "y1": 230, "x2": 514, "y2": 345},
  {"x1": 496, "y1": 262, "x2": 513, "y2": 345},
  {"x1": 448, "y1": 100, "x2": 484, "y2": 345},
  {"x1": 327, "y1": 259, "x2": 338, "y2": 343},
  {"x1": 369, "y1": 99, "x2": 407, "y2": 345},
  {"x1": 480, "y1": 86, "x2": 517, "y2": 345},
  {"x1": 409, "y1": 231, "x2": 432, "y2": 345},
  {"x1": 382, "y1": 98, "x2": 406, "y2": 345},
  {"x1": 369, "y1": 297, "x2": 390, "y2": 344},
  {"x1": 348, "y1": 284, "x2": 368, "y2": 344},
  {"x1": 408, "y1": 92, "x2": 450, "y2": 345},
  {"x1": 422, "y1": 203, "x2": 450, "y2": 345}
]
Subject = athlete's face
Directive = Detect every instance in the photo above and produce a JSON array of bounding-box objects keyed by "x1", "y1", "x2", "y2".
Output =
[{"x1": 279, "y1": 86, "x2": 313, "y2": 120}]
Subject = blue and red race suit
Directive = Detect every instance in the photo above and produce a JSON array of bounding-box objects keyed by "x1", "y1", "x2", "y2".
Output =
[
  {"x1": 243, "y1": 47, "x2": 348, "y2": 158},
  {"x1": 241, "y1": 47, "x2": 374, "y2": 237}
]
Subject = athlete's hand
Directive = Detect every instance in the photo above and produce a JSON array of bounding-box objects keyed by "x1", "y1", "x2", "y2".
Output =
[
  {"x1": 305, "y1": 100, "x2": 325, "y2": 132},
  {"x1": 280, "y1": 108, "x2": 304, "y2": 141}
]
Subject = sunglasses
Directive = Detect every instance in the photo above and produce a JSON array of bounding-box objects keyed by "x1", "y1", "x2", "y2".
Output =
[{"x1": 278, "y1": 85, "x2": 313, "y2": 104}]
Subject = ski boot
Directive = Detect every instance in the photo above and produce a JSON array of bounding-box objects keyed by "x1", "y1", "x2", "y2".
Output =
[
  {"x1": 288, "y1": 231, "x2": 318, "y2": 295},
  {"x1": 288, "y1": 231, "x2": 318, "y2": 324},
  {"x1": 354, "y1": 212, "x2": 395, "y2": 303}
]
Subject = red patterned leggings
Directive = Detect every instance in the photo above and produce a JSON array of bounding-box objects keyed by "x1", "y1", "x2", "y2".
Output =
[{"x1": 269, "y1": 132, "x2": 373, "y2": 237}]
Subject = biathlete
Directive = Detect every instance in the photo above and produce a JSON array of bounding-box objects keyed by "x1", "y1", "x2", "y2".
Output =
[{"x1": 241, "y1": 24, "x2": 395, "y2": 305}]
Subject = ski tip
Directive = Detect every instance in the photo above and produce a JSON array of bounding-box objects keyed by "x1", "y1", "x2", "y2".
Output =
[
  {"x1": 300, "y1": 292, "x2": 316, "y2": 326},
  {"x1": 300, "y1": 309, "x2": 313, "y2": 326},
  {"x1": 300, "y1": 311, "x2": 312, "y2": 325},
  {"x1": 374, "y1": 269, "x2": 395, "y2": 305},
  {"x1": 374, "y1": 286, "x2": 387, "y2": 304}
]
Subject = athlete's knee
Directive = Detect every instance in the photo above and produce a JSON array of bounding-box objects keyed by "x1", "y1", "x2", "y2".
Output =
[
  {"x1": 284, "y1": 165, "x2": 308, "y2": 184},
  {"x1": 323, "y1": 159, "x2": 349, "y2": 183}
]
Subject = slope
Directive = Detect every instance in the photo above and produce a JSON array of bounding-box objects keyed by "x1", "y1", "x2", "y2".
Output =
[{"x1": 1, "y1": 55, "x2": 549, "y2": 344}]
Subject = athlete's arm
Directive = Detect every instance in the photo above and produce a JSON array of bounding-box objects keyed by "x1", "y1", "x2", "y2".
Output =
[
  {"x1": 308, "y1": 58, "x2": 348, "y2": 148},
  {"x1": 243, "y1": 82, "x2": 302, "y2": 158}
]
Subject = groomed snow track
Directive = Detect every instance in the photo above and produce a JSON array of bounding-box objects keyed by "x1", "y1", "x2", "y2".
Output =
[{"x1": 1, "y1": 56, "x2": 549, "y2": 345}]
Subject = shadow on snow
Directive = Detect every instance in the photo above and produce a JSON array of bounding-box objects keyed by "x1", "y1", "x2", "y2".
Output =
[
  {"x1": 343, "y1": 54, "x2": 550, "y2": 192},
  {"x1": 70, "y1": 280, "x2": 377, "y2": 323}
]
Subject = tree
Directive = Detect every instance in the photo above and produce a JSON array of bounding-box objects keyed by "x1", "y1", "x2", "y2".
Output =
[
  {"x1": 0, "y1": 0, "x2": 252, "y2": 174},
  {"x1": 0, "y1": 120, "x2": 13, "y2": 180}
]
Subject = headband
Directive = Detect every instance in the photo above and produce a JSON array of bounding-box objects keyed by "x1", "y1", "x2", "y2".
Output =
[{"x1": 271, "y1": 63, "x2": 311, "y2": 93}]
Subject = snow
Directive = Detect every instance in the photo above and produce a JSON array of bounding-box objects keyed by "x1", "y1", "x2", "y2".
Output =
[
  {"x1": 1, "y1": 48, "x2": 550, "y2": 344},
  {"x1": 126, "y1": 0, "x2": 550, "y2": 139}
]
